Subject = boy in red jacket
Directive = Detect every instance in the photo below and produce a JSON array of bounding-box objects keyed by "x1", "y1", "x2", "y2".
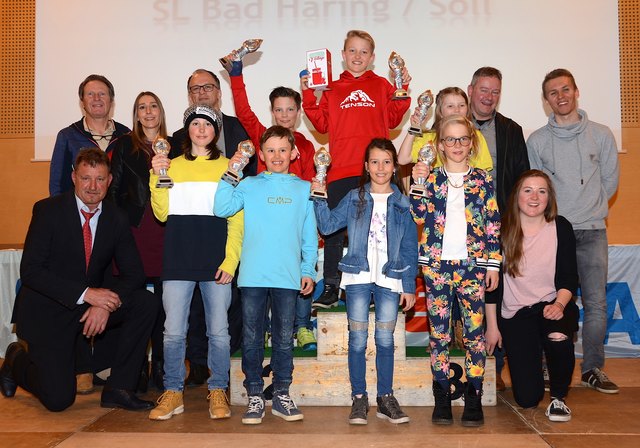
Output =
[
  {"x1": 302, "y1": 29, "x2": 411, "y2": 308},
  {"x1": 223, "y1": 59, "x2": 315, "y2": 181}
]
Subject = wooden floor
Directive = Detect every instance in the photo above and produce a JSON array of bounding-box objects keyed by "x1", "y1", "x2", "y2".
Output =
[{"x1": 0, "y1": 358, "x2": 638, "y2": 448}]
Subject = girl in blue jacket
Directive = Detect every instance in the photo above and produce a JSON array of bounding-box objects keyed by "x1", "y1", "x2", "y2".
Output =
[{"x1": 313, "y1": 138, "x2": 418, "y2": 426}]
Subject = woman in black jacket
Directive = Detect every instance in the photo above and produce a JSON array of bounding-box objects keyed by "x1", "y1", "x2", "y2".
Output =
[
  {"x1": 485, "y1": 170, "x2": 579, "y2": 422},
  {"x1": 109, "y1": 91, "x2": 170, "y2": 391}
]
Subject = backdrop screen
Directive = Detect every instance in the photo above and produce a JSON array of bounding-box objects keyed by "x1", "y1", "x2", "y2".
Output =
[{"x1": 35, "y1": 0, "x2": 621, "y2": 160}]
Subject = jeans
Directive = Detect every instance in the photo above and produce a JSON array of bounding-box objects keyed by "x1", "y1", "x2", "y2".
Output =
[
  {"x1": 295, "y1": 294, "x2": 313, "y2": 331},
  {"x1": 242, "y1": 287, "x2": 297, "y2": 395},
  {"x1": 345, "y1": 283, "x2": 400, "y2": 397},
  {"x1": 575, "y1": 229, "x2": 608, "y2": 373},
  {"x1": 162, "y1": 280, "x2": 231, "y2": 391}
]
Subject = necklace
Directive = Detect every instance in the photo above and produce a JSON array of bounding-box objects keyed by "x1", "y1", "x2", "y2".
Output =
[
  {"x1": 443, "y1": 166, "x2": 469, "y2": 189},
  {"x1": 447, "y1": 177, "x2": 464, "y2": 188}
]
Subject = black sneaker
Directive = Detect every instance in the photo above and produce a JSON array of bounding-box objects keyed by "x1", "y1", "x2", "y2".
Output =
[
  {"x1": 581, "y1": 368, "x2": 619, "y2": 394},
  {"x1": 376, "y1": 394, "x2": 410, "y2": 424},
  {"x1": 545, "y1": 397, "x2": 572, "y2": 422},
  {"x1": 312, "y1": 284, "x2": 339, "y2": 309},
  {"x1": 349, "y1": 395, "x2": 369, "y2": 425},
  {"x1": 461, "y1": 383, "x2": 484, "y2": 427}
]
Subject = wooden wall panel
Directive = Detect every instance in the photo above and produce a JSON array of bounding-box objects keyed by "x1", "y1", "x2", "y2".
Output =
[
  {"x1": 0, "y1": 0, "x2": 35, "y2": 137},
  {"x1": 620, "y1": 0, "x2": 640, "y2": 127}
]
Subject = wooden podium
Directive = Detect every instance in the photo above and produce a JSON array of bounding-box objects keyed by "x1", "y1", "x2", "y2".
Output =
[{"x1": 230, "y1": 307, "x2": 496, "y2": 406}]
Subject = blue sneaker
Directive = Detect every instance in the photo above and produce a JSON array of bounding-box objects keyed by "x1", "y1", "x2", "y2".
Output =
[
  {"x1": 272, "y1": 392, "x2": 304, "y2": 421},
  {"x1": 242, "y1": 395, "x2": 265, "y2": 425}
]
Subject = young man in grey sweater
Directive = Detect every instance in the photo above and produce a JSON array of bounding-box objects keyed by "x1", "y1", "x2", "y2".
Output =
[{"x1": 527, "y1": 68, "x2": 620, "y2": 394}]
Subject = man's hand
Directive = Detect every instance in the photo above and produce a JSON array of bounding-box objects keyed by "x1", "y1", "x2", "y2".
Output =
[
  {"x1": 80, "y1": 306, "x2": 110, "y2": 337},
  {"x1": 83, "y1": 287, "x2": 121, "y2": 312}
]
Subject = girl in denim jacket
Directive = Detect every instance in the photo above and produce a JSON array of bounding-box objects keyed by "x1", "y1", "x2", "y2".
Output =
[
  {"x1": 312, "y1": 138, "x2": 418, "y2": 426},
  {"x1": 410, "y1": 115, "x2": 501, "y2": 427}
]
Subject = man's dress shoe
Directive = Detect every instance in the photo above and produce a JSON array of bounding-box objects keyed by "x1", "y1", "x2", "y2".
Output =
[
  {"x1": 100, "y1": 387, "x2": 155, "y2": 411},
  {"x1": 1, "y1": 342, "x2": 26, "y2": 398}
]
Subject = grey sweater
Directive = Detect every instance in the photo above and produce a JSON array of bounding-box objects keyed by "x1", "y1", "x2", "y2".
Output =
[{"x1": 527, "y1": 109, "x2": 619, "y2": 230}]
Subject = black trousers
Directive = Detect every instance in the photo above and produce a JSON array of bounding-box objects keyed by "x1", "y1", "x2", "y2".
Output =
[
  {"x1": 500, "y1": 300, "x2": 579, "y2": 408},
  {"x1": 12, "y1": 289, "x2": 158, "y2": 412}
]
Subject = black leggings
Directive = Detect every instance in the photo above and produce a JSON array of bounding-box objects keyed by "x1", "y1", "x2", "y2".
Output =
[{"x1": 500, "y1": 300, "x2": 579, "y2": 408}]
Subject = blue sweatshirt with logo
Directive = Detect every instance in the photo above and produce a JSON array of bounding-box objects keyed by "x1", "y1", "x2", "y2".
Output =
[{"x1": 214, "y1": 171, "x2": 318, "y2": 290}]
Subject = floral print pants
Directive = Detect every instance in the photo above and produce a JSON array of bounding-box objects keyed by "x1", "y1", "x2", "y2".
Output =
[{"x1": 423, "y1": 260, "x2": 486, "y2": 391}]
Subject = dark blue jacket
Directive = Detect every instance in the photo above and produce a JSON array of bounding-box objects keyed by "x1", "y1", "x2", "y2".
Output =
[{"x1": 49, "y1": 119, "x2": 129, "y2": 196}]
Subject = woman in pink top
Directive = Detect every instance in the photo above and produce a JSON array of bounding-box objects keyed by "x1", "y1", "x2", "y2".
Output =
[{"x1": 485, "y1": 170, "x2": 579, "y2": 423}]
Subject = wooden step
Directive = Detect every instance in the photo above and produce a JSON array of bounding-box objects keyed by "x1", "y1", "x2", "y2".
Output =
[
  {"x1": 230, "y1": 355, "x2": 496, "y2": 407},
  {"x1": 316, "y1": 308, "x2": 406, "y2": 361}
]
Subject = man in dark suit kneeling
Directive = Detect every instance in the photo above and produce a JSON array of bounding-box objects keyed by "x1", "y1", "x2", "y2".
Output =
[{"x1": 0, "y1": 148, "x2": 158, "y2": 412}]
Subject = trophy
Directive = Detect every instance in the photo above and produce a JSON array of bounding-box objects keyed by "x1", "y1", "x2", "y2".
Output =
[
  {"x1": 219, "y1": 39, "x2": 263, "y2": 67},
  {"x1": 152, "y1": 137, "x2": 174, "y2": 188},
  {"x1": 221, "y1": 140, "x2": 255, "y2": 187},
  {"x1": 409, "y1": 142, "x2": 436, "y2": 197},
  {"x1": 311, "y1": 147, "x2": 332, "y2": 199},
  {"x1": 388, "y1": 51, "x2": 408, "y2": 99},
  {"x1": 409, "y1": 90, "x2": 434, "y2": 136}
]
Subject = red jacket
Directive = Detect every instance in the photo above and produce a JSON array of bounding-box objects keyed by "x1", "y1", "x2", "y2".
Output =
[
  {"x1": 302, "y1": 70, "x2": 410, "y2": 183},
  {"x1": 230, "y1": 75, "x2": 315, "y2": 181}
]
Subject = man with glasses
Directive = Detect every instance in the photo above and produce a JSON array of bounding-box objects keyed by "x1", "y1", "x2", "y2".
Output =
[
  {"x1": 467, "y1": 67, "x2": 529, "y2": 393},
  {"x1": 170, "y1": 69, "x2": 251, "y2": 388},
  {"x1": 171, "y1": 69, "x2": 252, "y2": 167},
  {"x1": 49, "y1": 74, "x2": 130, "y2": 197}
]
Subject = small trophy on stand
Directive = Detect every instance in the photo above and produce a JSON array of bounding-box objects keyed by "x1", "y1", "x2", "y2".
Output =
[
  {"x1": 409, "y1": 142, "x2": 436, "y2": 197},
  {"x1": 310, "y1": 147, "x2": 332, "y2": 199},
  {"x1": 152, "y1": 137, "x2": 174, "y2": 188},
  {"x1": 388, "y1": 51, "x2": 408, "y2": 99},
  {"x1": 219, "y1": 39, "x2": 263, "y2": 67},
  {"x1": 221, "y1": 140, "x2": 255, "y2": 187},
  {"x1": 409, "y1": 90, "x2": 434, "y2": 136}
]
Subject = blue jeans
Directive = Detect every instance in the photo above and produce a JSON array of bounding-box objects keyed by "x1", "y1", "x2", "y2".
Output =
[
  {"x1": 345, "y1": 283, "x2": 400, "y2": 397},
  {"x1": 265, "y1": 294, "x2": 312, "y2": 333},
  {"x1": 295, "y1": 294, "x2": 313, "y2": 331},
  {"x1": 162, "y1": 280, "x2": 231, "y2": 391},
  {"x1": 575, "y1": 229, "x2": 608, "y2": 373},
  {"x1": 241, "y1": 287, "x2": 297, "y2": 395}
]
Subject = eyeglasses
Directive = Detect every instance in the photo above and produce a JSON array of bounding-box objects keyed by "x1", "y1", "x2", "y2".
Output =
[
  {"x1": 188, "y1": 83, "x2": 219, "y2": 94},
  {"x1": 441, "y1": 136, "x2": 472, "y2": 147}
]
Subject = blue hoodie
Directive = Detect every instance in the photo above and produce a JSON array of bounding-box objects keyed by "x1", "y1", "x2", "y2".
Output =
[{"x1": 214, "y1": 171, "x2": 318, "y2": 290}]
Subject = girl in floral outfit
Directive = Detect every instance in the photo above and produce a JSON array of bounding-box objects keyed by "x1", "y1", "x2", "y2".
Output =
[{"x1": 409, "y1": 115, "x2": 501, "y2": 427}]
